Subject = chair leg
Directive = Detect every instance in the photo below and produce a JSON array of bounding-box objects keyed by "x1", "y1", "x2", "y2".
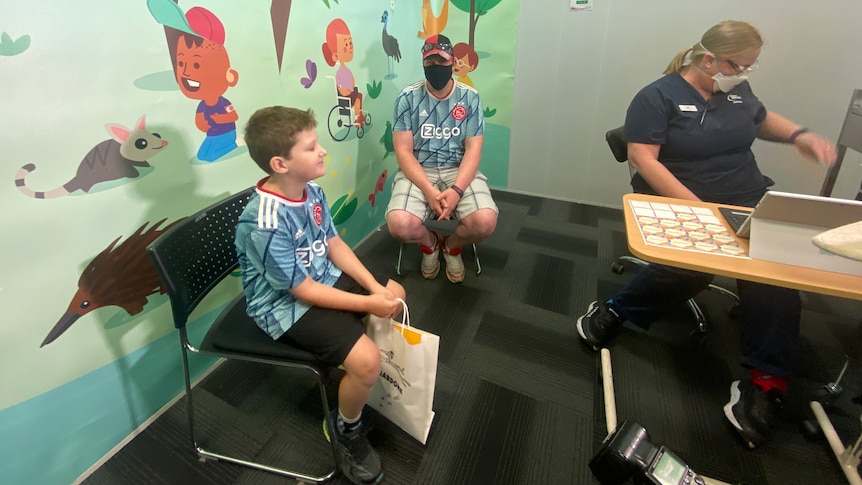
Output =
[
  {"x1": 685, "y1": 298, "x2": 707, "y2": 334},
  {"x1": 398, "y1": 240, "x2": 482, "y2": 276},
  {"x1": 182, "y1": 345, "x2": 337, "y2": 482},
  {"x1": 396, "y1": 242, "x2": 404, "y2": 276},
  {"x1": 708, "y1": 283, "x2": 740, "y2": 302},
  {"x1": 612, "y1": 255, "x2": 649, "y2": 274}
]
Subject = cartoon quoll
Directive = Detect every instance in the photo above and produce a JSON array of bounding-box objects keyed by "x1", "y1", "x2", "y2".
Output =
[{"x1": 15, "y1": 115, "x2": 168, "y2": 199}]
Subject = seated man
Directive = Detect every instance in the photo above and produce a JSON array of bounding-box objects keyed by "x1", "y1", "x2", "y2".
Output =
[{"x1": 385, "y1": 34, "x2": 498, "y2": 283}]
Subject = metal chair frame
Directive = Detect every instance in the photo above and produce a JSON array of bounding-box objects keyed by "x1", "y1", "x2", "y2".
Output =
[
  {"x1": 395, "y1": 234, "x2": 481, "y2": 276},
  {"x1": 147, "y1": 187, "x2": 337, "y2": 483}
]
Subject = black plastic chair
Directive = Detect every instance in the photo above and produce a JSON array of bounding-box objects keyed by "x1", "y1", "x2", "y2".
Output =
[
  {"x1": 605, "y1": 126, "x2": 740, "y2": 341},
  {"x1": 146, "y1": 187, "x2": 337, "y2": 482}
]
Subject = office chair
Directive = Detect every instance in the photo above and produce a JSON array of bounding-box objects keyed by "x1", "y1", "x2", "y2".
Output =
[
  {"x1": 147, "y1": 187, "x2": 337, "y2": 483},
  {"x1": 605, "y1": 126, "x2": 740, "y2": 341}
]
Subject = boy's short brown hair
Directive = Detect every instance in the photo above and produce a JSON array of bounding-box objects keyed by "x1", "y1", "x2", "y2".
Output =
[{"x1": 244, "y1": 107, "x2": 317, "y2": 173}]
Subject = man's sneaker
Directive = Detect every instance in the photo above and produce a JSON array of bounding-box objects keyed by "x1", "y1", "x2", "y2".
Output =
[
  {"x1": 323, "y1": 410, "x2": 383, "y2": 484},
  {"x1": 441, "y1": 235, "x2": 465, "y2": 283},
  {"x1": 576, "y1": 300, "x2": 622, "y2": 350},
  {"x1": 723, "y1": 380, "x2": 782, "y2": 448},
  {"x1": 419, "y1": 231, "x2": 441, "y2": 279}
]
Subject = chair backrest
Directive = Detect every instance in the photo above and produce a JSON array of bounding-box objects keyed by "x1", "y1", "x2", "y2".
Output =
[
  {"x1": 605, "y1": 126, "x2": 627, "y2": 163},
  {"x1": 147, "y1": 187, "x2": 255, "y2": 328}
]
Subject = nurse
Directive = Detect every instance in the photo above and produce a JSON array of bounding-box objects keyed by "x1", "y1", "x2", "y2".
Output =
[{"x1": 576, "y1": 20, "x2": 836, "y2": 448}]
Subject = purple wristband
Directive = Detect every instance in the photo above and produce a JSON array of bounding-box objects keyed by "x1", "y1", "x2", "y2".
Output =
[
  {"x1": 450, "y1": 185, "x2": 464, "y2": 197},
  {"x1": 789, "y1": 127, "x2": 809, "y2": 143}
]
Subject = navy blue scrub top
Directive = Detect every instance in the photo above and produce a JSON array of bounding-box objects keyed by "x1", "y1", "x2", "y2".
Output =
[{"x1": 624, "y1": 73, "x2": 773, "y2": 206}]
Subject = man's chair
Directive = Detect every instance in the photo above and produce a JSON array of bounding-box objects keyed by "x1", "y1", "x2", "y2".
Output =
[
  {"x1": 605, "y1": 126, "x2": 740, "y2": 340},
  {"x1": 395, "y1": 220, "x2": 482, "y2": 276},
  {"x1": 147, "y1": 187, "x2": 337, "y2": 483}
]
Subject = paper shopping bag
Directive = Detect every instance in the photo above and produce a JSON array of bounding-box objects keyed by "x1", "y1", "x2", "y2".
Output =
[{"x1": 366, "y1": 299, "x2": 439, "y2": 444}]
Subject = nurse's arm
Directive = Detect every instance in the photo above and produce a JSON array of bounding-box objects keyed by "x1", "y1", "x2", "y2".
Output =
[
  {"x1": 756, "y1": 111, "x2": 803, "y2": 142},
  {"x1": 757, "y1": 111, "x2": 836, "y2": 166},
  {"x1": 627, "y1": 142, "x2": 700, "y2": 202}
]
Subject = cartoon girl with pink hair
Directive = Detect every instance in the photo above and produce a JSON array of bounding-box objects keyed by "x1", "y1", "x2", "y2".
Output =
[{"x1": 322, "y1": 19, "x2": 365, "y2": 127}]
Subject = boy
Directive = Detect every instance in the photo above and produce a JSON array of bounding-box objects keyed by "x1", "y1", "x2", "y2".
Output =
[{"x1": 236, "y1": 106, "x2": 405, "y2": 484}]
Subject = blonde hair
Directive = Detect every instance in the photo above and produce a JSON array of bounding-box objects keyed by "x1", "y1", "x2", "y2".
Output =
[{"x1": 664, "y1": 20, "x2": 763, "y2": 74}]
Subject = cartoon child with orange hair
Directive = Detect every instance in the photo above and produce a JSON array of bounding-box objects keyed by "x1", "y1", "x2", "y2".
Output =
[
  {"x1": 322, "y1": 19, "x2": 365, "y2": 127},
  {"x1": 175, "y1": 7, "x2": 239, "y2": 162},
  {"x1": 452, "y1": 42, "x2": 479, "y2": 88}
]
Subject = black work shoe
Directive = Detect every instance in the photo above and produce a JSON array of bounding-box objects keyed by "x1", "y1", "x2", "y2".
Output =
[
  {"x1": 323, "y1": 409, "x2": 383, "y2": 484},
  {"x1": 723, "y1": 380, "x2": 784, "y2": 448},
  {"x1": 576, "y1": 300, "x2": 623, "y2": 351}
]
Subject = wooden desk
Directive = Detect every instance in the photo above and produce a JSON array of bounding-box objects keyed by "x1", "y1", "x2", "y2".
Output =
[{"x1": 623, "y1": 193, "x2": 862, "y2": 301}]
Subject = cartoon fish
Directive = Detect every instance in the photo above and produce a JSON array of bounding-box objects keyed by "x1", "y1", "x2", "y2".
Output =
[{"x1": 368, "y1": 169, "x2": 388, "y2": 207}]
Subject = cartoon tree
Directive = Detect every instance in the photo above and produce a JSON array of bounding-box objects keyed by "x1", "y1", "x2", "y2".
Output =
[{"x1": 451, "y1": 0, "x2": 502, "y2": 48}]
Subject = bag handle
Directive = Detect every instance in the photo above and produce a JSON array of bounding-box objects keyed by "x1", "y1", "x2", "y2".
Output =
[{"x1": 395, "y1": 298, "x2": 410, "y2": 333}]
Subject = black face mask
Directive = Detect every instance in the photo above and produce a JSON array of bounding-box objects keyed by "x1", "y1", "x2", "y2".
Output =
[{"x1": 424, "y1": 64, "x2": 452, "y2": 91}]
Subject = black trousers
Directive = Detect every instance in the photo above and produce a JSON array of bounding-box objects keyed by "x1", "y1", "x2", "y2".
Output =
[{"x1": 609, "y1": 190, "x2": 801, "y2": 379}]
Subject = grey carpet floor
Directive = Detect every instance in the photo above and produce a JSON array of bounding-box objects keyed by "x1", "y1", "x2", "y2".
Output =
[{"x1": 84, "y1": 189, "x2": 862, "y2": 485}]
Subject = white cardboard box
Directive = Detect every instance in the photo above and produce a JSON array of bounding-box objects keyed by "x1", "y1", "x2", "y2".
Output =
[{"x1": 747, "y1": 191, "x2": 862, "y2": 276}]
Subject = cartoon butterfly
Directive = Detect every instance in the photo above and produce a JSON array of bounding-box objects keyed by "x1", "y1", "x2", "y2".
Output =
[{"x1": 300, "y1": 59, "x2": 317, "y2": 88}]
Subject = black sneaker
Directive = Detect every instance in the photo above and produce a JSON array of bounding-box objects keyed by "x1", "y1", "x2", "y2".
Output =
[
  {"x1": 723, "y1": 380, "x2": 783, "y2": 448},
  {"x1": 576, "y1": 300, "x2": 623, "y2": 350},
  {"x1": 323, "y1": 409, "x2": 383, "y2": 484}
]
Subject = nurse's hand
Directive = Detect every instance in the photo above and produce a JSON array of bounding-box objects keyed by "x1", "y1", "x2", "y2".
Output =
[{"x1": 794, "y1": 132, "x2": 837, "y2": 168}]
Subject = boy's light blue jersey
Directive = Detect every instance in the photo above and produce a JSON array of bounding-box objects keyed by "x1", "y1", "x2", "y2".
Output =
[
  {"x1": 393, "y1": 80, "x2": 484, "y2": 168},
  {"x1": 235, "y1": 180, "x2": 342, "y2": 339}
]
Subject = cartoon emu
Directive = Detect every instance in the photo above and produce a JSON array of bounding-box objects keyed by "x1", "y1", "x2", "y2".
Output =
[{"x1": 15, "y1": 115, "x2": 168, "y2": 199}]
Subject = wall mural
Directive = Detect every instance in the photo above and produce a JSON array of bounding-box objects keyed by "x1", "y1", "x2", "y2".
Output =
[
  {"x1": 148, "y1": 1, "x2": 243, "y2": 163},
  {"x1": 39, "y1": 219, "x2": 182, "y2": 347},
  {"x1": 0, "y1": 31, "x2": 30, "y2": 56},
  {"x1": 14, "y1": 116, "x2": 169, "y2": 199},
  {"x1": 381, "y1": 10, "x2": 402, "y2": 80}
]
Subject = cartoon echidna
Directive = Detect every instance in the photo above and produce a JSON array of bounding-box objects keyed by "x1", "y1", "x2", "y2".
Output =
[{"x1": 40, "y1": 218, "x2": 182, "y2": 347}]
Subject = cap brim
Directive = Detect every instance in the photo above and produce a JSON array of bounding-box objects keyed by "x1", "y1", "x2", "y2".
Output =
[{"x1": 422, "y1": 48, "x2": 452, "y2": 60}]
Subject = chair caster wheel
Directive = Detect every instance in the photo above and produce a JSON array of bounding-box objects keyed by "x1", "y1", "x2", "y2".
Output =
[
  {"x1": 689, "y1": 329, "x2": 707, "y2": 346},
  {"x1": 611, "y1": 262, "x2": 625, "y2": 274},
  {"x1": 800, "y1": 419, "x2": 822, "y2": 441},
  {"x1": 727, "y1": 303, "x2": 741, "y2": 320},
  {"x1": 814, "y1": 384, "x2": 843, "y2": 404}
]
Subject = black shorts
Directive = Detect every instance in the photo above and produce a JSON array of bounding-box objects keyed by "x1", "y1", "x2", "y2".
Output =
[{"x1": 277, "y1": 269, "x2": 390, "y2": 366}]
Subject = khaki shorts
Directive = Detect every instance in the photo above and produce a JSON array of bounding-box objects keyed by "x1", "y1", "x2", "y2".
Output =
[{"x1": 386, "y1": 166, "x2": 498, "y2": 221}]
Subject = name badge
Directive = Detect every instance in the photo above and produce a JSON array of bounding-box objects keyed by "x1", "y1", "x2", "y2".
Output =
[{"x1": 679, "y1": 105, "x2": 698, "y2": 112}]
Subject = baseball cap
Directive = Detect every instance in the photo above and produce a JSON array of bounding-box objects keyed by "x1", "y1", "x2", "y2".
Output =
[
  {"x1": 421, "y1": 34, "x2": 453, "y2": 60},
  {"x1": 186, "y1": 6, "x2": 226, "y2": 45}
]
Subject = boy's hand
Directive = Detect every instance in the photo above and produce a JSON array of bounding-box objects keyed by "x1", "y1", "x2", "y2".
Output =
[
  {"x1": 368, "y1": 293, "x2": 401, "y2": 319},
  {"x1": 370, "y1": 284, "x2": 395, "y2": 299}
]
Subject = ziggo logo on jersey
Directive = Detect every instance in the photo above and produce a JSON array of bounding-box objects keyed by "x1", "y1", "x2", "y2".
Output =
[
  {"x1": 295, "y1": 240, "x2": 328, "y2": 268},
  {"x1": 421, "y1": 124, "x2": 461, "y2": 140}
]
